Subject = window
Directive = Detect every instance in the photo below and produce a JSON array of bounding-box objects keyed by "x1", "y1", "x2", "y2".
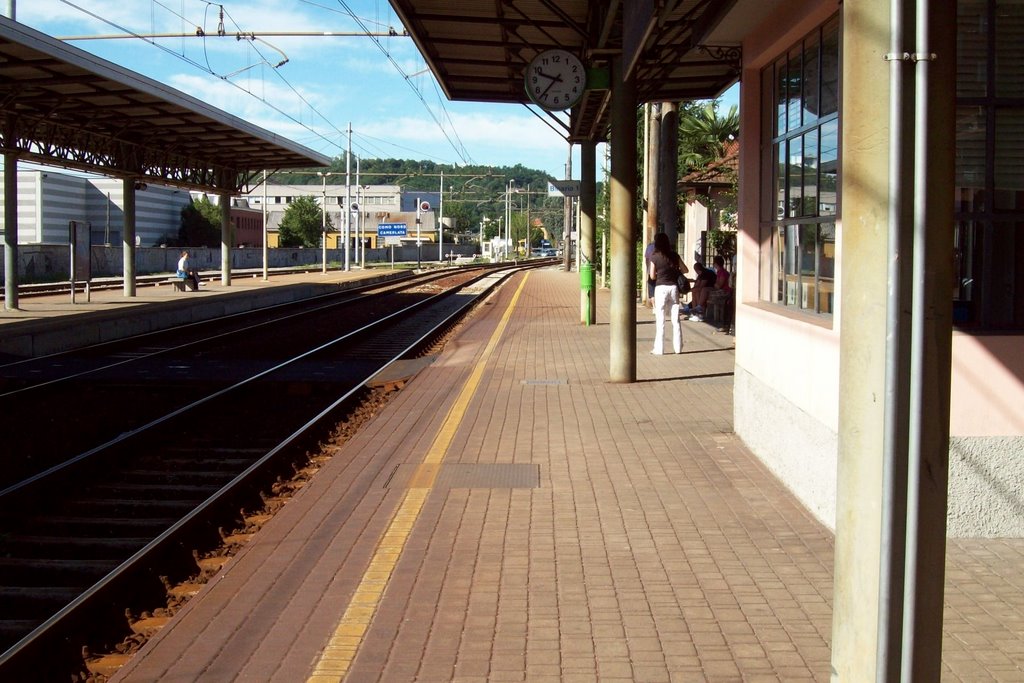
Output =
[
  {"x1": 759, "y1": 15, "x2": 840, "y2": 316},
  {"x1": 954, "y1": 0, "x2": 1024, "y2": 330}
]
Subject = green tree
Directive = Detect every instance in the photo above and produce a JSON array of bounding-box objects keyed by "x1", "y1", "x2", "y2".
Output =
[
  {"x1": 678, "y1": 100, "x2": 739, "y2": 174},
  {"x1": 178, "y1": 195, "x2": 221, "y2": 247},
  {"x1": 278, "y1": 196, "x2": 332, "y2": 248}
]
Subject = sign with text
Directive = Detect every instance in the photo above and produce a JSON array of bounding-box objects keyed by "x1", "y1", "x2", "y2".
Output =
[
  {"x1": 547, "y1": 180, "x2": 580, "y2": 197},
  {"x1": 377, "y1": 222, "x2": 408, "y2": 237}
]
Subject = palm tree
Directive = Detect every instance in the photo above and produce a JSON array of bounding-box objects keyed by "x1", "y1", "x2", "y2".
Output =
[{"x1": 678, "y1": 100, "x2": 739, "y2": 173}]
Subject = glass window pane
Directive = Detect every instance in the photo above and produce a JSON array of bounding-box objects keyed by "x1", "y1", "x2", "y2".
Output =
[
  {"x1": 820, "y1": 120, "x2": 839, "y2": 215},
  {"x1": 958, "y1": 0, "x2": 988, "y2": 98},
  {"x1": 953, "y1": 220, "x2": 978, "y2": 306},
  {"x1": 780, "y1": 225, "x2": 802, "y2": 306},
  {"x1": 994, "y1": 107, "x2": 1024, "y2": 210},
  {"x1": 787, "y1": 48, "x2": 803, "y2": 131},
  {"x1": 776, "y1": 143, "x2": 786, "y2": 219},
  {"x1": 788, "y1": 137, "x2": 803, "y2": 218},
  {"x1": 996, "y1": 0, "x2": 1024, "y2": 97},
  {"x1": 989, "y1": 221, "x2": 1024, "y2": 328},
  {"x1": 818, "y1": 222, "x2": 836, "y2": 314},
  {"x1": 798, "y1": 224, "x2": 816, "y2": 310},
  {"x1": 776, "y1": 57, "x2": 788, "y2": 136},
  {"x1": 820, "y1": 16, "x2": 840, "y2": 116},
  {"x1": 803, "y1": 130, "x2": 819, "y2": 216},
  {"x1": 774, "y1": 227, "x2": 782, "y2": 301},
  {"x1": 956, "y1": 105, "x2": 987, "y2": 212},
  {"x1": 803, "y1": 30, "x2": 821, "y2": 122}
]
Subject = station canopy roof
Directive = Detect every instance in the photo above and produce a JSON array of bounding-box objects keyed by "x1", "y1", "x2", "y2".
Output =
[
  {"x1": 388, "y1": 0, "x2": 781, "y2": 143},
  {"x1": 0, "y1": 16, "x2": 330, "y2": 194}
]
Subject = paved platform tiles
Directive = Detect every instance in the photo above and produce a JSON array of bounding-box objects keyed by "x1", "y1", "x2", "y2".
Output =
[{"x1": 104, "y1": 268, "x2": 1022, "y2": 682}]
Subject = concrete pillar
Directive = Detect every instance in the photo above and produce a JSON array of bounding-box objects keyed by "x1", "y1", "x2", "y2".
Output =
[
  {"x1": 580, "y1": 140, "x2": 597, "y2": 325},
  {"x1": 122, "y1": 178, "x2": 136, "y2": 297},
  {"x1": 644, "y1": 103, "x2": 660, "y2": 247},
  {"x1": 4, "y1": 151, "x2": 18, "y2": 310},
  {"x1": 832, "y1": 2, "x2": 956, "y2": 680},
  {"x1": 609, "y1": 54, "x2": 638, "y2": 383},
  {"x1": 659, "y1": 102, "x2": 680, "y2": 244},
  {"x1": 221, "y1": 193, "x2": 232, "y2": 286},
  {"x1": 833, "y1": 4, "x2": 892, "y2": 677}
]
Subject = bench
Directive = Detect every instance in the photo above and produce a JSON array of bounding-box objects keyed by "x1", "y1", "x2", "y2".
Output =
[
  {"x1": 167, "y1": 275, "x2": 194, "y2": 292},
  {"x1": 705, "y1": 288, "x2": 734, "y2": 332}
]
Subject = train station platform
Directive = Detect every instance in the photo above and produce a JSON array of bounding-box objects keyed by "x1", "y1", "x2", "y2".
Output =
[
  {"x1": 7, "y1": 267, "x2": 1021, "y2": 681},
  {"x1": 0, "y1": 268, "x2": 403, "y2": 359}
]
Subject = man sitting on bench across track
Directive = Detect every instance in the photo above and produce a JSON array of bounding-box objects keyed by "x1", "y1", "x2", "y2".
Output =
[{"x1": 176, "y1": 250, "x2": 200, "y2": 291}]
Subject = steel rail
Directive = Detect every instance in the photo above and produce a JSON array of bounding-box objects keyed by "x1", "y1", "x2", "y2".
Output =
[{"x1": 0, "y1": 264, "x2": 532, "y2": 680}]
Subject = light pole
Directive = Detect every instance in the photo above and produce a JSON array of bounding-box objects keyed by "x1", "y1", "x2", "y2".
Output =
[
  {"x1": 525, "y1": 181, "x2": 532, "y2": 257},
  {"x1": 261, "y1": 169, "x2": 268, "y2": 280},
  {"x1": 344, "y1": 123, "x2": 352, "y2": 271},
  {"x1": 438, "y1": 169, "x2": 444, "y2": 262},
  {"x1": 505, "y1": 179, "x2": 515, "y2": 261},
  {"x1": 317, "y1": 171, "x2": 328, "y2": 273}
]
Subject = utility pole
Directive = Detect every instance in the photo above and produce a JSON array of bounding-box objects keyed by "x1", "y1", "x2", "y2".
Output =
[
  {"x1": 563, "y1": 149, "x2": 572, "y2": 270},
  {"x1": 438, "y1": 170, "x2": 444, "y2": 262},
  {"x1": 262, "y1": 169, "x2": 268, "y2": 280},
  {"x1": 345, "y1": 122, "x2": 352, "y2": 271},
  {"x1": 320, "y1": 172, "x2": 327, "y2": 273},
  {"x1": 356, "y1": 155, "x2": 363, "y2": 268}
]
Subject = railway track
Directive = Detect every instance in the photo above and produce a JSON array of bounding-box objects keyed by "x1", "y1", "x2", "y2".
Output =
[{"x1": 0, "y1": 263, "x2": 540, "y2": 680}]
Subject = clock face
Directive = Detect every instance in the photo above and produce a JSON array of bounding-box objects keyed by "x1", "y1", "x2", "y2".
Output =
[{"x1": 526, "y1": 49, "x2": 586, "y2": 111}]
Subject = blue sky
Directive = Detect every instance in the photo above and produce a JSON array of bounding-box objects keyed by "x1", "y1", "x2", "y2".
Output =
[{"x1": 15, "y1": 1, "x2": 737, "y2": 180}]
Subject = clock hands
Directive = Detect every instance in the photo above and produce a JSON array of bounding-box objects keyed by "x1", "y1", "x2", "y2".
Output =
[
  {"x1": 535, "y1": 69, "x2": 564, "y2": 99},
  {"x1": 526, "y1": 50, "x2": 585, "y2": 110}
]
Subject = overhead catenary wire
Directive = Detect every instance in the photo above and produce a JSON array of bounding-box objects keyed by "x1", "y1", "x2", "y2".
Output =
[
  {"x1": 333, "y1": 0, "x2": 473, "y2": 164},
  {"x1": 55, "y1": 0, "x2": 346, "y2": 153},
  {"x1": 52, "y1": 0, "x2": 481, "y2": 168}
]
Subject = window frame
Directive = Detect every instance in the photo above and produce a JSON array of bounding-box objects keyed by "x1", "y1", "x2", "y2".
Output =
[
  {"x1": 759, "y1": 14, "x2": 841, "y2": 318},
  {"x1": 954, "y1": 0, "x2": 1024, "y2": 331}
]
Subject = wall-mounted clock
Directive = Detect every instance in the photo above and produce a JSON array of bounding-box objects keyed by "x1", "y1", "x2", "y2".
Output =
[{"x1": 525, "y1": 49, "x2": 586, "y2": 111}]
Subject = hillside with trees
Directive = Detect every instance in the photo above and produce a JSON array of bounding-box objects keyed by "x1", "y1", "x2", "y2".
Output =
[{"x1": 283, "y1": 160, "x2": 568, "y2": 246}]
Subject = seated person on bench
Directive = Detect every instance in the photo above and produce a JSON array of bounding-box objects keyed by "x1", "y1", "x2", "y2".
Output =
[
  {"x1": 685, "y1": 261, "x2": 716, "y2": 319},
  {"x1": 176, "y1": 250, "x2": 200, "y2": 291}
]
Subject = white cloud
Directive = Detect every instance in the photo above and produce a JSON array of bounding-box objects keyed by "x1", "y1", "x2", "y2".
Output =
[{"x1": 16, "y1": 2, "x2": 572, "y2": 174}]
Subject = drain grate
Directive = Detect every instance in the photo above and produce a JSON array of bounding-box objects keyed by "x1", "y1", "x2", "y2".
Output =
[{"x1": 384, "y1": 463, "x2": 540, "y2": 489}]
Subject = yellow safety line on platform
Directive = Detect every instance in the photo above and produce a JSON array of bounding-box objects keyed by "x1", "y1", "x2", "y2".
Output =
[{"x1": 307, "y1": 273, "x2": 530, "y2": 683}]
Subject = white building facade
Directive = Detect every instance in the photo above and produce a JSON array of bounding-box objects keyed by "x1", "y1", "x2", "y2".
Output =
[{"x1": 0, "y1": 170, "x2": 191, "y2": 247}]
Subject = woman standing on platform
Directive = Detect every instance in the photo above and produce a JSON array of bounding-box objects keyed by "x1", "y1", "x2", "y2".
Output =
[{"x1": 647, "y1": 232, "x2": 686, "y2": 355}]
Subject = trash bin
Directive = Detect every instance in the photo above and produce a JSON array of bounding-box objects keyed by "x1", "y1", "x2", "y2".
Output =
[
  {"x1": 579, "y1": 263, "x2": 594, "y2": 293},
  {"x1": 580, "y1": 263, "x2": 595, "y2": 326}
]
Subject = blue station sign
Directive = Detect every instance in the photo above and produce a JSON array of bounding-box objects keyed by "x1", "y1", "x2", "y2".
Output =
[{"x1": 376, "y1": 222, "x2": 408, "y2": 237}]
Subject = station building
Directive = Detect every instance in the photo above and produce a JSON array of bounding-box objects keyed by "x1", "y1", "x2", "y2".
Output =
[
  {"x1": 0, "y1": 169, "x2": 191, "y2": 247},
  {"x1": 242, "y1": 183, "x2": 439, "y2": 249},
  {"x1": 728, "y1": 1, "x2": 1022, "y2": 539},
  {"x1": 0, "y1": 171, "x2": 442, "y2": 252}
]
